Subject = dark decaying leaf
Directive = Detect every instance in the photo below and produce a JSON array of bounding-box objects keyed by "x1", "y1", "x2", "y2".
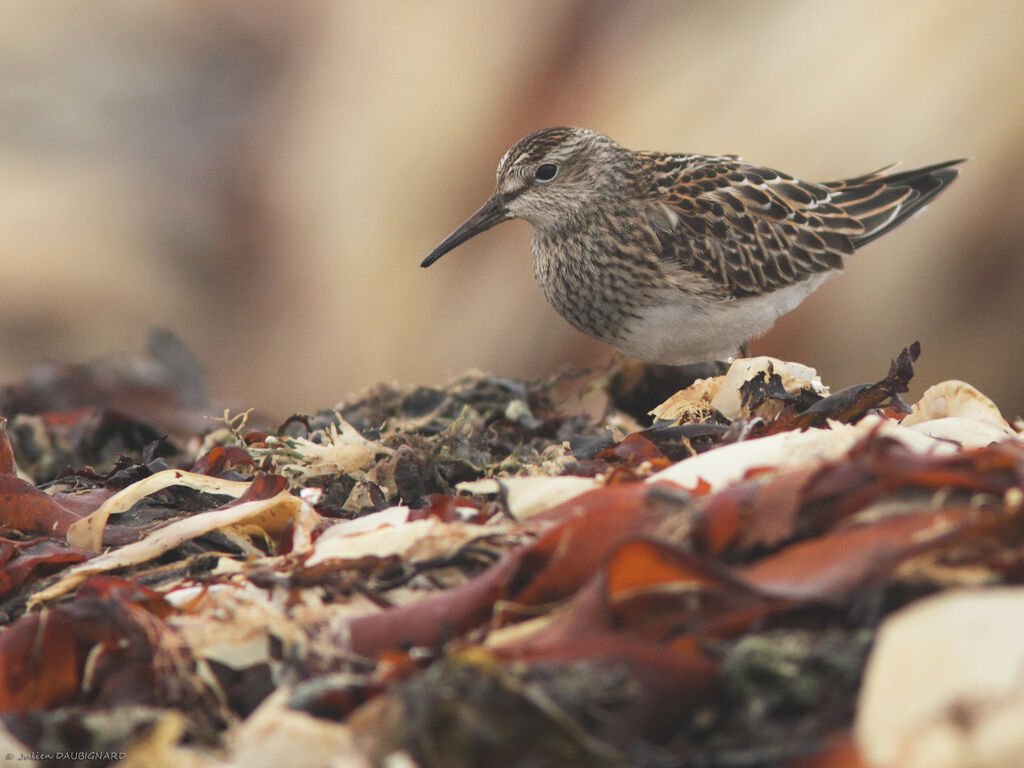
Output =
[
  {"x1": 509, "y1": 483, "x2": 657, "y2": 606},
  {"x1": 0, "y1": 417, "x2": 15, "y2": 475},
  {"x1": 0, "y1": 538, "x2": 93, "y2": 599},
  {"x1": 740, "y1": 505, "x2": 999, "y2": 602},
  {"x1": 757, "y1": 342, "x2": 921, "y2": 434},
  {"x1": 639, "y1": 421, "x2": 729, "y2": 459},
  {"x1": 0, "y1": 577, "x2": 191, "y2": 714},
  {"x1": 595, "y1": 432, "x2": 671, "y2": 469},
  {"x1": 738, "y1": 364, "x2": 804, "y2": 416},
  {"x1": 0, "y1": 474, "x2": 82, "y2": 537},
  {"x1": 190, "y1": 444, "x2": 257, "y2": 476},
  {"x1": 346, "y1": 546, "x2": 527, "y2": 658}
]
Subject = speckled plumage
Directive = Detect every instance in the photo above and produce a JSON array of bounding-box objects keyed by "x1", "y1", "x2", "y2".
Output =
[{"x1": 422, "y1": 127, "x2": 962, "y2": 363}]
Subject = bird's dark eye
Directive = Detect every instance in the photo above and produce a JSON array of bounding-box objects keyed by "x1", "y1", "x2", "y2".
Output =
[{"x1": 534, "y1": 163, "x2": 558, "y2": 182}]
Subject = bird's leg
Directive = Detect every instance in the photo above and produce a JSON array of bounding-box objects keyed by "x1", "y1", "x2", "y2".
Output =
[{"x1": 738, "y1": 341, "x2": 751, "y2": 359}]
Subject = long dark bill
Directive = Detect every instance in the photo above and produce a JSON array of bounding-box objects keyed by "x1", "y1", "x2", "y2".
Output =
[{"x1": 421, "y1": 195, "x2": 511, "y2": 267}]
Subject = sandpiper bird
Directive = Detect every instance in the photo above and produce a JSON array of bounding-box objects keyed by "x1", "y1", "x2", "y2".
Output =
[{"x1": 422, "y1": 127, "x2": 962, "y2": 363}]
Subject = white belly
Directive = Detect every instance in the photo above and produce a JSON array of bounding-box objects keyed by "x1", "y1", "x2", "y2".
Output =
[{"x1": 613, "y1": 274, "x2": 832, "y2": 363}]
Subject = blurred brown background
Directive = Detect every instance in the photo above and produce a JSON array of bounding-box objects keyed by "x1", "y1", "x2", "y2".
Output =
[{"x1": 1, "y1": 0, "x2": 1021, "y2": 419}]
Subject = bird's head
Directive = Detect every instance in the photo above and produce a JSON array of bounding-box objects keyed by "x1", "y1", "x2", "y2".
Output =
[{"x1": 421, "y1": 127, "x2": 632, "y2": 267}]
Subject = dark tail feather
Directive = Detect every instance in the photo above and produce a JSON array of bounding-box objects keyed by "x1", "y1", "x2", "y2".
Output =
[{"x1": 830, "y1": 159, "x2": 965, "y2": 248}]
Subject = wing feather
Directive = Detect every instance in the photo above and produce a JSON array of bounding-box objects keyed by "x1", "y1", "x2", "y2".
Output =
[{"x1": 639, "y1": 154, "x2": 962, "y2": 297}]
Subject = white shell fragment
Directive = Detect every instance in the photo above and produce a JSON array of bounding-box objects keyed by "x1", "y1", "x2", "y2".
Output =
[
  {"x1": 855, "y1": 588, "x2": 1024, "y2": 768},
  {"x1": 67, "y1": 469, "x2": 255, "y2": 552},
  {"x1": 646, "y1": 414, "x2": 955, "y2": 493},
  {"x1": 457, "y1": 475, "x2": 600, "y2": 518},
  {"x1": 32, "y1": 490, "x2": 322, "y2": 607},
  {"x1": 648, "y1": 375, "x2": 722, "y2": 423},
  {"x1": 710, "y1": 357, "x2": 828, "y2": 421},
  {"x1": 230, "y1": 689, "x2": 371, "y2": 768},
  {"x1": 650, "y1": 356, "x2": 829, "y2": 423},
  {"x1": 306, "y1": 509, "x2": 496, "y2": 568},
  {"x1": 902, "y1": 380, "x2": 1021, "y2": 446}
]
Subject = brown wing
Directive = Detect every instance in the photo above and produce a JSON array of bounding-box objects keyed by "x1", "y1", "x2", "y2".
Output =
[
  {"x1": 824, "y1": 159, "x2": 963, "y2": 248},
  {"x1": 639, "y1": 153, "x2": 961, "y2": 298}
]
